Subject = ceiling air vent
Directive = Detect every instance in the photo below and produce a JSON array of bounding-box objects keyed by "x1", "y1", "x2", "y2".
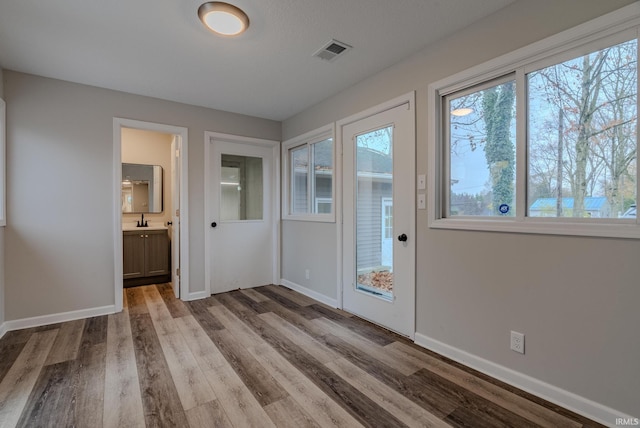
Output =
[{"x1": 313, "y1": 39, "x2": 352, "y2": 62}]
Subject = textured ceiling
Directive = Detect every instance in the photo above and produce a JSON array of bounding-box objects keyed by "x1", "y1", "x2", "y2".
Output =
[{"x1": 0, "y1": 0, "x2": 516, "y2": 120}]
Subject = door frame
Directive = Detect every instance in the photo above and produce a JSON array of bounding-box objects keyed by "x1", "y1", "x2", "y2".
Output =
[
  {"x1": 335, "y1": 92, "x2": 416, "y2": 338},
  {"x1": 113, "y1": 118, "x2": 190, "y2": 312},
  {"x1": 204, "y1": 131, "x2": 280, "y2": 296}
]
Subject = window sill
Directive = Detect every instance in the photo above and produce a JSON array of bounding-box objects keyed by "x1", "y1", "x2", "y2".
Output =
[
  {"x1": 283, "y1": 214, "x2": 335, "y2": 223},
  {"x1": 429, "y1": 217, "x2": 640, "y2": 239}
]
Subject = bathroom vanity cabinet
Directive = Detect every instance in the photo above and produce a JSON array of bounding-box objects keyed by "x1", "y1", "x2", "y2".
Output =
[{"x1": 123, "y1": 229, "x2": 170, "y2": 286}]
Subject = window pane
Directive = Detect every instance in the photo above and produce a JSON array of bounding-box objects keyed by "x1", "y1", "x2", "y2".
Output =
[
  {"x1": 220, "y1": 154, "x2": 263, "y2": 221},
  {"x1": 312, "y1": 138, "x2": 333, "y2": 214},
  {"x1": 447, "y1": 79, "x2": 517, "y2": 217},
  {"x1": 315, "y1": 198, "x2": 332, "y2": 213},
  {"x1": 527, "y1": 39, "x2": 637, "y2": 219},
  {"x1": 355, "y1": 126, "x2": 393, "y2": 301},
  {"x1": 290, "y1": 146, "x2": 308, "y2": 214}
]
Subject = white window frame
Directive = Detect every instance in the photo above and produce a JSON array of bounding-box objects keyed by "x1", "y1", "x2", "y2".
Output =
[
  {"x1": 282, "y1": 123, "x2": 335, "y2": 222},
  {"x1": 0, "y1": 98, "x2": 5, "y2": 227},
  {"x1": 315, "y1": 197, "x2": 332, "y2": 214},
  {"x1": 428, "y1": 4, "x2": 640, "y2": 239}
]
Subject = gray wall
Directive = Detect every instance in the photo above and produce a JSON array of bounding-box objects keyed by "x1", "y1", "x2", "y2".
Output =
[
  {"x1": 281, "y1": 220, "x2": 337, "y2": 299},
  {"x1": 3, "y1": 71, "x2": 280, "y2": 320},
  {"x1": 0, "y1": 66, "x2": 4, "y2": 327},
  {"x1": 282, "y1": 0, "x2": 639, "y2": 418}
]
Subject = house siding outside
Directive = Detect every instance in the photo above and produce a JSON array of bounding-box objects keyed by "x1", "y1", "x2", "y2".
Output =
[{"x1": 357, "y1": 180, "x2": 391, "y2": 270}]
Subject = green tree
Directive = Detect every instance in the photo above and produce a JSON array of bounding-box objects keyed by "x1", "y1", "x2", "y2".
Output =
[
  {"x1": 529, "y1": 39, "x2": 637, "y2": 217},
  {"x1": 482, "y1": 81, "x2": 516, "y2": 215}
]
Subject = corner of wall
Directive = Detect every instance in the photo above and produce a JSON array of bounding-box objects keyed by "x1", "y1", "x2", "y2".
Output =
[
  {"x1": 280, "y1": 278, "x2": 338, "y2": 308},
  {"x1": 0, "y1": 67, "x2": 5, "y2": 335},
  {"x1": 0, "y1": 66, "x2": 4, "y2": 98},
  {"x1": 0, "y1": 223, "x2": 5, "y2": 337}
]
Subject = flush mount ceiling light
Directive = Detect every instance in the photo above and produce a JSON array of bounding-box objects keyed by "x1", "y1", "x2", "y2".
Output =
[
  {"x1": 450, "y1": 108, "x2": 474, "y2": 117},
  {"x1": 198, "y1": 2, "x2": 249, "y2": 36}
]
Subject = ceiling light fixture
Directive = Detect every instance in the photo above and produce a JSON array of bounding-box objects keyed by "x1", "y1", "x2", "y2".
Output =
[
  {"x1": 451, "y1": 108, "x2": 474, "y2": 117},
  {"x1": 198, "y1": 2, "x2": 249, "y2": 36}
]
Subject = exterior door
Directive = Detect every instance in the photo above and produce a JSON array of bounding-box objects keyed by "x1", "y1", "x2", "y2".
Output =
[
  {"x1": 208, "y1": 137, "x2": 277, "y2": 294},
  {"x1": 342, "y1": 101, "x2": 415, "y2": 337}
]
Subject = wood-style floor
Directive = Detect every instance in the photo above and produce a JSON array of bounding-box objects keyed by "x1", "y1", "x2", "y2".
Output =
[{"x1": 0, "y1": 283, "x2": 603, "y2": 428}]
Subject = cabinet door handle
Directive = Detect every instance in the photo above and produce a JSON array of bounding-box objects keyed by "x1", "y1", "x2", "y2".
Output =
[
  {"x1": 145, "y1": 235, "x2": 149, "y2": 238},
  {"x1": 140, "y1": 235, "x2": 144, "y2": 238}
]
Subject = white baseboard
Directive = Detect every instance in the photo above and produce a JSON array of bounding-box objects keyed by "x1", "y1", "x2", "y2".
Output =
[
  {"x1": 0, "y1": 322, "x2": 8, "y2": 339},
  {"x1": 1, "y1": 305, "x2": 116, "y2": 335},
  {"x1": 184, "y1": 290, "x2": 210, "y2": 301},
  {"x1": 414, "y1": 332, "x2": 636, "y2": 427},
  {"x1": 280, "y1": 279, "x2": 338, "y2": 308}
]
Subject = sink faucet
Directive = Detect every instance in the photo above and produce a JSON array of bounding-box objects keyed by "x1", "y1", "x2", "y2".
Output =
[{"x1": 137, "y1": 213, "x2": 148, "y2": 227}]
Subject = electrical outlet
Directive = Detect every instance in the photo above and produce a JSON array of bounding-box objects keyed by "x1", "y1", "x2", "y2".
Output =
[
  {"x1": 510, "y1": 331, "x2": 525, "y2": 354},
  {"x1": 305, "y1": 269, "x2": 310, "y2": 280}
]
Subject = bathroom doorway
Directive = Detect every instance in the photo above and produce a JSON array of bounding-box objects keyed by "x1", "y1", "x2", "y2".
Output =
[{"x1": 113, "y1": 118, "x2": 189, "y2": 312}]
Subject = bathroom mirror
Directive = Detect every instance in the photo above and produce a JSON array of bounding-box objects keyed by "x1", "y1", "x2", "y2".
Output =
[{"x1": 121, "y1": 163, "x2": 163, "y2": 213}]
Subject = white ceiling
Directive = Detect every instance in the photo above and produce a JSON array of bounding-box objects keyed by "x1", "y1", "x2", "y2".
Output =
[{"x1": 0, "y1": 0, "x2": 516, "y2": 121}]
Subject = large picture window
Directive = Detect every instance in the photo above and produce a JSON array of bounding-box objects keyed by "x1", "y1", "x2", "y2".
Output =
[
  {"x1": 430, "y1": 14, "x2": 640, "y2": 238},
  {"x1": 283, "y1": 125, "x2": 335, "y2": 221},
  {"x1": 527, "y1": 39, "x2": 637, "y2": 219},
  {"x1": 445, "y1": 76, "x2": 517, "y2": 217}
]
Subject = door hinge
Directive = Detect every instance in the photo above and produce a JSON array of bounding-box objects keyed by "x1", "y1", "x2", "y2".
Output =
[
  {"x1": 175, "y1": 149, "x2": 180, "y2": 158},
  {"x1": 176, "y1": 209, "x2": 180, "y2": 217},
  {"x1": 176, "y1": 268, "x2": 180, "y2": 277}
]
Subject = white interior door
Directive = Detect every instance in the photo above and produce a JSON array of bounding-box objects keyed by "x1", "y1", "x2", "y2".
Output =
[
  {"x1": 208, "y1": 137, "x2": 276, "y2": 294},
  {"x1": 170, "y1": 135, "x2": 180, "y2": 298},
  {"x1": 342, "y1": 101, "x2": 415, "y2": 337}
]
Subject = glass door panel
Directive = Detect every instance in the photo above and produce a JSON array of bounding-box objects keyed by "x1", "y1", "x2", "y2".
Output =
[
  {"x1": 220, "y1": 154, "x2": 263, "y2": 221},
  {"x1": 355, "y1": 126, "x2": 394, "y2": 301}
]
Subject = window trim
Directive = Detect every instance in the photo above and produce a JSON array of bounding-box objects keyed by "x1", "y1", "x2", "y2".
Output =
[
  {"x1": 282, "y1": 124, "x2": 335, "y2": 222},
  {"x1": 428, "y1": 4, "x2": 640, "y2": 239},
  {"x1": 315, "y1": 197, "x2": 332, "y2": 214}
]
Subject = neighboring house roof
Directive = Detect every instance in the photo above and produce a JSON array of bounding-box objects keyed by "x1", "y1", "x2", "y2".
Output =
[
  {"x1": 357, "y1": 147, "x2": 392, "y2": 174},
  {"x1": 529, "y1": 197, "x2": 609, "y2": 211},
  {"x1": 296, "y1": 144, "x2": 392, "y2": 175}
]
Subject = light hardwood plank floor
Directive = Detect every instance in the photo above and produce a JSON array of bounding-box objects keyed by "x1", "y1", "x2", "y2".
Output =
[{"x1": 0, "y1": 283, "x2": 606, "y2": 428}]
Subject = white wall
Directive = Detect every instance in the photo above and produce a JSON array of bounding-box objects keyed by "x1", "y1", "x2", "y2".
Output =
[
  {"x1": 282, "y1": 0, "x2": 639, "y2": 419},
  {"x1": 121, "y1": 128, "x2": 173, "y2": 226},
  {"x1": 3, "y1": 71, "x2": 280, "y2": 320}
]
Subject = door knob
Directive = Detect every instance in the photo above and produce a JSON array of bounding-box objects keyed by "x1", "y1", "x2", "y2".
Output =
[
  {"x1": 211, "y1": 222, "x2": 217, "y2": 228},
  {"x1": 398, "y1": 233, "x2": 408, "y2": 242}
]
